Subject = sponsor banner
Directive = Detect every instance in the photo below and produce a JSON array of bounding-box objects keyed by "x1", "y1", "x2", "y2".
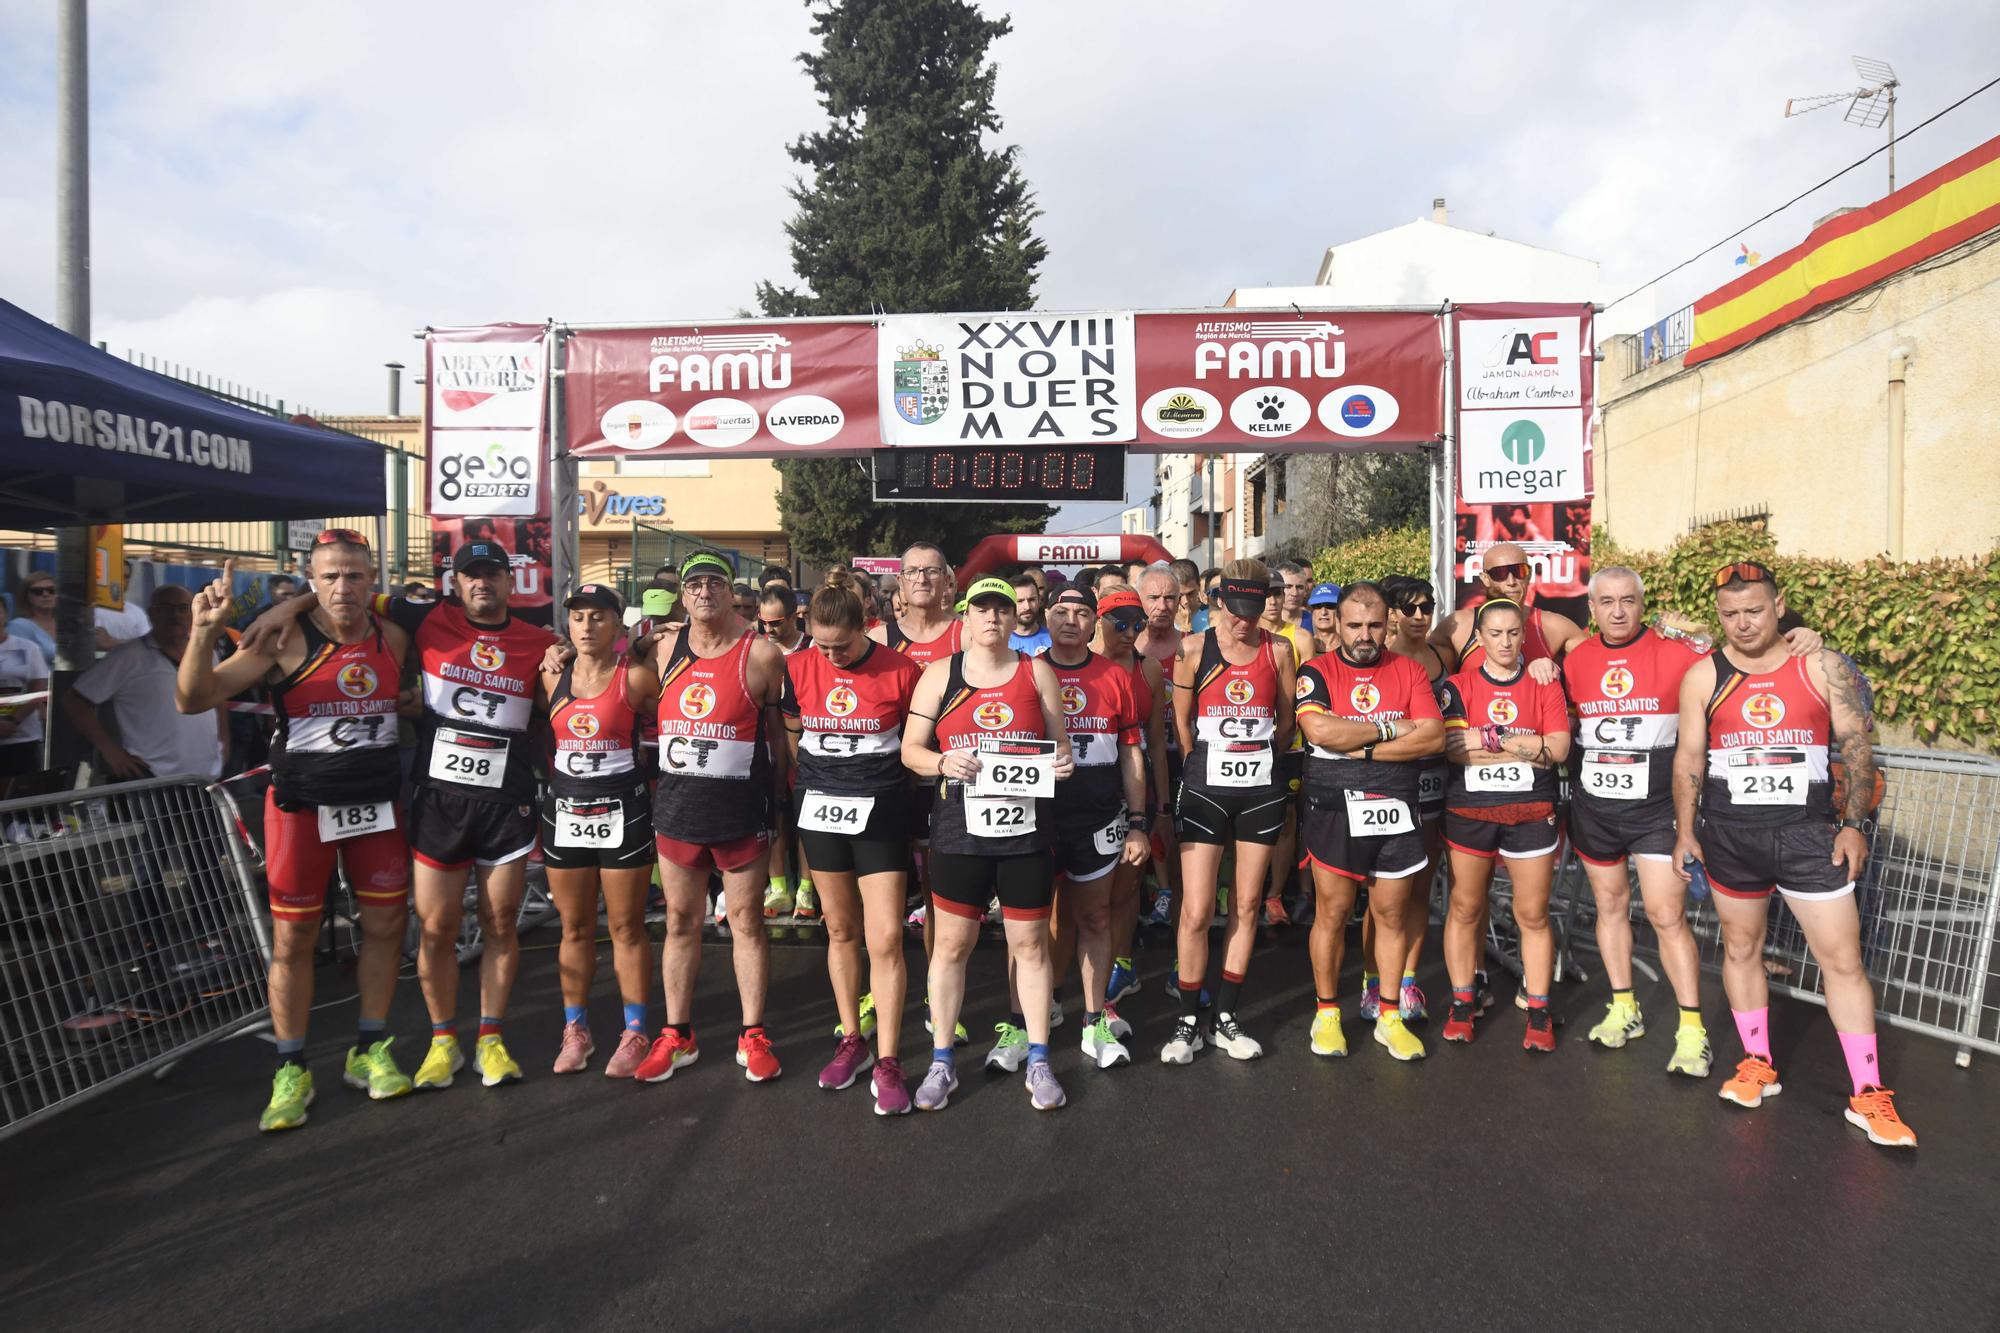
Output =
[
  {"x1": 878, "y1": 312, "x2": 1136, "y2": 446},
  {"x1": 566, "y1": 322, "x2": 876, "y2": 458},
  {"x1": 851, "y1": 556, "x2": 901, "y2": 576},
  {"x1": 428, "y1": 326, "x2": 548, "y2": 431},
  {"x1": 427, "y1": 514, "x2": 553, "y2": 624},
  {"x1": 1132, "y1": 311, "x2": 1444, "y2": 450},
  {"x1": 1457, "y1": 408, "x2": 1586, "y2": 503},
  {"x1": 1456, "y1": 316, "x2": 1586, "y2": 410},
  {"x1": 1452, "y1": 502, "x2": 1592, "y2": 629},
  {"x1": 1013, "y1": 535, "x2": 1125, "y2": 566},
  {"x1": 430, "y1": 431, "x2": 542, "y2": 516}
]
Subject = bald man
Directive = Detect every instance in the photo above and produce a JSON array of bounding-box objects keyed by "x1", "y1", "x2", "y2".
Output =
[{"x1": 1428, "y1": 542, "x2": 1587, "y2": 686}]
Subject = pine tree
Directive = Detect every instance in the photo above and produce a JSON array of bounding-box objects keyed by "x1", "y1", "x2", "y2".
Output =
[{"x1": 759, "y1": 0, "x2": 1054, "y2": 567}]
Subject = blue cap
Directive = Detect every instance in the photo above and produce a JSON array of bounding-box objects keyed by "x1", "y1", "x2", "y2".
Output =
[{"x1": 1307, "y1": 581, "x2": 1341, "y2": 608}]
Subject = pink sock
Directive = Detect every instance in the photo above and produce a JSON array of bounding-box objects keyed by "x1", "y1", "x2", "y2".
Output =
[
  {"x1": 1838, "y1": 1030, "x2": 1881, "y2": 1095},
  {"x1": 1731, "y1": 1007, "x2": 1771, "y2": 1060}
]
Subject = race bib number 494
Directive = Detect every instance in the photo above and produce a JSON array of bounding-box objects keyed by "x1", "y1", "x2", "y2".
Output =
[{"x1": 798, "y1": 792, "x2": 876, "y2": 834}]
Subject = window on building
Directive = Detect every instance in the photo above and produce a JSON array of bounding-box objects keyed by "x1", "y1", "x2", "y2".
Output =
[{"x1": 1246, "y1": 467, "x2": 1267, "y2": 539}]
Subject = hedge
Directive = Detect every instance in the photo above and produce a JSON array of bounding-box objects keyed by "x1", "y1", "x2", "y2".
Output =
[{"x1": 1308, "y1": 525, "x2": 1431, "y2": 587}]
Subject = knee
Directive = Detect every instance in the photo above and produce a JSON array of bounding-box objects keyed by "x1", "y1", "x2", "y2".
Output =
[
  {"x1": 1644, "y1": 901, "x2": 1686, "y2": 935},
  {"x1": 725, "y1": 896, "x2": 763, "y2": 934},
  {"x1": 664, "y1": 903, "x2": 701, "y2": 938},
  {"x1": 1446, "y1": 889, "x2": 1486, "y2": 924},
  {"x1": 1720, "y1": 925, "x2": 1764, "y2": 962},
  {"x1": 1814, "y1": 935, "x2": 1866, "y2": 980},
  {"x1": 420, "y1": 912, "x2": 461, "y2": 946},
  {"x1": 608, "y1": 916, "x2": 649, "y2": 950},
  {"x1": 482, "y1": 913, "x2": 519, "y2": 946},
  {"x1": 273, "y1": 921, "x2": 318, "y2": 961},
  {"x1": 824, "y1": 913, "x2": 860, "y2": 947},
  {"x1": 1075, "y1": 897, "x2": 1110, "y2": 936},
  {"x1": 1513, "y1": 902, "x2": 1549, "y2": 933},
  {"x1": 866, "y1": 926, "x2": 903, "y2": 966},
  {"x1": 357, "y1": 912, "x2": 403, "y2": 946},
  {"x1": 561, "y1": 912, "x2": 597, "y2": 944}
]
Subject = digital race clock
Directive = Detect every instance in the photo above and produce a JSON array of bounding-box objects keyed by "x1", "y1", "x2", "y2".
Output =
[{"x1": 872, "y1": 446, "x2": 1125, "y2": 503}]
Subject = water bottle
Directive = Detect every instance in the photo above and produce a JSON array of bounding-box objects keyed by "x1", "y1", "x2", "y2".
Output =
[
  {"x1": 1656, "y1": 618, "x2": 1713, "y2": 655},
  {"x1": 1684, "y1": 854, "x2": 1711, "y2": 901}
]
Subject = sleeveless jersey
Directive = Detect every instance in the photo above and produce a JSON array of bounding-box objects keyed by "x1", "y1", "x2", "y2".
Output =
[
  {"x1": 1047, "y1": 649, "x2": 1142, "y2": 823},
  {"x1": 547, "y1": 659, "x2": 645, "y2": 798},
  {"x1": 1295, "y1": 648, "x2": 1441, "y2": 804},
  {"x1": 1459, "y1": 604, "x2": 1557, "y2": 675},
  {"x1": 784, "y1": 641, "x2": 921, "y2": 796},
  {"x1": 653, "y1": 630, "x2": 772, "y2": 842},
  {"x1": 1113, "y1": 653, "x2": 1157, "y2": 753},
  {"x1": 930, "y1": 652, "x2": 1048, "y2": 856},
  {"x1": 1439, "y1": 665, "x2": 1569, "y2": 807},
  {"x1": 1703, "y1": 651, "x2": 1833, "y2": 826},
  {"x1": 1184, "y1": 630, "x2": 1281, "y2": 791},
  {"x1": 886, "y1": 618, "x2": 962, "y2": 670},
  {"x1": 1564, "y1": 627, "x2": 1704, "y2": 814},
  {"x1": 268, "y1": 615, "x2": 401, "y2": 809},
  {"x1": 1140, "y1": 631, "x2": 1182, "y2": 752},
  {"x1": 398, "y1": 598, "x2": 552, "y2": 803}
]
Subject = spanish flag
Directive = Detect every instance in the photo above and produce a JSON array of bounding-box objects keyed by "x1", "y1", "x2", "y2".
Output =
[{"x1": 1686, "y1": 131, "x2": 2000, "y2": 366}]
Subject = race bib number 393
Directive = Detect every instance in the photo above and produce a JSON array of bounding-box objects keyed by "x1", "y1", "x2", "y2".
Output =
[
  {"x1": 1580, "y1": 751, "x2": 1649, "y2": 800},
  {"x1": 430, "y1": 728, "x2": 508, "y2": 789}
]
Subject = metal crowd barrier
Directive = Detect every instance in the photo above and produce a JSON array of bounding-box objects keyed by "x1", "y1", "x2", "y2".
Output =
[
  {"x1": 0, "y1": 776, "x2": 272, "y2": 1143},
  {"x1": 1558, "y1": 746, "x2": 2000, "y2": 1066}
]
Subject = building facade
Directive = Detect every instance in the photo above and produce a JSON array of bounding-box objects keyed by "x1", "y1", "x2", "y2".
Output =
[{"x1": 574, "y1": 455, "x2": 790, "y2": 587}]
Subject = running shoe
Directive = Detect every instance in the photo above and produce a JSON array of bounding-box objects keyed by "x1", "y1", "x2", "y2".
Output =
[
  {"x1": 1522, "y1": 1007, "x2": 1556, "y2": 1053},
  {"x1": 1667, "y1": 1026, "x2": 1712, "y2": 1079},
  {"x1": 818, "y1": 1033, "x2": 874, "y2": 1091},
  {"x1": 1309, "y1": 1007, "x2": 1347, "y2": 1058},
  {"x1": 1026, "y1": 1060, "x2": 1067, "y2": 1111},
  {"x1": 737, "y1": 1030, "x2": 781, "y2": 1082},
  {"x1": 604, "y1": 1029, "x2": 649, "y2": 1079},
  {"x1": 1718, "y1": 1054, "x2": 1782, "y2": 1108},
  {"x1": 985, "y1": 895, "x2": 1002, "y2": 924},
  {"x1": 1103, "y1": 1003, "x2": 1133, "y2": 1039},
  {"x1": 1514, "y1": 990, "x2": 1530, "y2": 1012},
  {"x1": 1082, "y1": 1014, "x2": 1132, "y2": 1069},
  {"x1": 1399, "y1": 982, "x2": 1429, "y2": 1023},
  {"x1": 1107, "y1": 958, "x2": 1139, "y2": 1005},
  {"x1": 413, "y1": 1035, "x2": 463, "y2": 1090},
  {"x1": 1358, "y1": 978, "x2": 1383, "y2": 1021},
  {"x1": 344, "y1": 1037, "x2": 413, "y2": 1099},
  {"x1": 1159, "y1": 1016, "x2": 1204, "y2": 1065},
  {"x1": 1474, "y1": 971, "x2": 1496, "y2": 1014},
  {"x1": 1262, "y1": 895, "x2": 1291, "y2": 927},
  {"x1": 922, "y1": 1001, "x2": 969, "y2": 1047},
  {"x1": 872, "y1": 1057, "x2": 911, "y2": 1116},
  {"x1": 1145, "y1": 887, "x2": 1173, "y2": 927},
  {"x1": 1588, "y1": 999, "x2": 1645, "y2": 1049},
  {"x1": 763, "y1": 880, "x2": 794, "y2": 918},
  {"x1": 836, "y1": 992, "x2": 879, "y2": 1041},
  {"x1": 474, "y1": 1034, "x2": 524, "y2": 1086},
  {"x1": 984, "y1": 1022, "x2": 1029, "y2": 1073},
  {"x1": 552, "y1": 1021, "x2": 595, "y2": 1075},
  {"x1": 1211, "y1": 1012, "x2": 1263, "y2": 1061},
  {"x1": 1441, "y1": 1001, "x2": 1477, "y2": 1044},
  {"x1": 259, "y1": 1064, "x2": 314, "y2": 1132},
  {"x1": 1374, "y1": 1012, "x2": 1427, "y2": 1061},
  {"x1": 906, "y1": 902, "x2": 928, "y2": 930},
  {"x1": 1049, "y1": 998, "x2": 1065, "y2": 1029},
  {"x1": 634, "y1": 1029, "x2": 699, "y2": 1083},
  {"x1": 915, "y1": 1059, "x2": 959, "y2": 1111},
  {"x1": 793, "y1": 881, "x2": 820, "y2": 921},
  {"x1": 1845, "y1": 1086, "x2": 1916, "y2": 1148}
]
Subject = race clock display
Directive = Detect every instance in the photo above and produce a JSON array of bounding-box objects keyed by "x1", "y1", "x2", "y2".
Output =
[{"x1": 872, "y1": 446, "x2": 1125, "y2": 503}]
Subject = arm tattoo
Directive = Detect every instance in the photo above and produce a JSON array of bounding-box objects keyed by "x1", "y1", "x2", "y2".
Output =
[{"x1": 1825, "y1": 651, "x2": 1878, "y2": 821}]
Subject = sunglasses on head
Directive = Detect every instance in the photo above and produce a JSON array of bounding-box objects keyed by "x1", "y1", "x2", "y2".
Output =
[
  {"x1": 1713, "y1": 561, "x2": 1775, "y2": 588},
  {"x1": 1484, "y1": 562, "x2": 1531, "y2": 581},
  {"x1": 315, "y1": 527, "x2": 368, "y2": 547}
]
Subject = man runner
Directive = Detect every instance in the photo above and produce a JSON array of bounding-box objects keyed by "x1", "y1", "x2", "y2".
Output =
[{"x1": 1671, "y1": 561, "x2": 1915, "y2": 1147}]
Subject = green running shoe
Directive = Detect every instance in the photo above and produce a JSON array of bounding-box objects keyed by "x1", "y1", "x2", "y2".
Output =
[
  {"x1": 260, "y1": 1064, "x2": 314, "y2": 1132},
  {"x1": 835, "y1": 991, "x2": 879, "y2": 1040},
  {"x1": 344, "y1": 1037, "x2": 413, "y2": 1100},
  {"x1": 1667, "y1": 1025, "x2": 1713, "y2": 1078},
  {"x1": 984, "y1": 1022, "x2": 1029, "y2": 1072},
  {"x1": 1588, "y1": 999, "x2": 1646, "y2": 1049}
]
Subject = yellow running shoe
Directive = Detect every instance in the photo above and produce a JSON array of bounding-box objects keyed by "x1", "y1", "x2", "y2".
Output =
[
  {"x1": 259, "y1": 1064, "x2": 314, "y2": 1132},
  {"x1": 1588, "y1": 999, "x2": 1646, "y2": 1049},
  {"x1": 1309, "y1": 1006, "x2": 1348, "y2": 1058},
  {"x1": 474, "y1": 1033, "x2": 523, "y2": 1087},
  {"x1": 344, "y1": 1037, "x2": 413, "y2": 1100},
  {"x1": 1374, "y1": 1012, "x2": 1427, "y2": 1062},
  {"x1": 413, "y1": 1036, "x2": 464, "y2": 1091},
  {"x1": 1667, "y1": 1025, "x2": 1712, "y2": 1078}
]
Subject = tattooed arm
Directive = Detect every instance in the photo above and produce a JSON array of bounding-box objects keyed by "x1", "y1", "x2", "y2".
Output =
[{"x1": 1820, "y1": 649, "x2": 1876, "y2": 879}]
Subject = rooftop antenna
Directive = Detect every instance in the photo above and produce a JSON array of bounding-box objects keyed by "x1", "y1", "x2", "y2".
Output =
[{"x1": 1785, "y1": 56, "x2": 1900, "y2": 193}]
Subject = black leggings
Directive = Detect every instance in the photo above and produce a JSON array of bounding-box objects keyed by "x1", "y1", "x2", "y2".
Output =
[{"x1": 930, "y1": 850, "x2": 1055, "y2": 922}]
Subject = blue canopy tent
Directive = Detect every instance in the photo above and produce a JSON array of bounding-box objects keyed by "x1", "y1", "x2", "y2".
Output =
[{"x1": 0, "y1": 295, "x2": 384, "y2": 526}]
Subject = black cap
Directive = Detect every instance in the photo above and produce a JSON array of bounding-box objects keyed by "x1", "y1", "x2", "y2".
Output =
[
  {"x1": 565, "y1": 583, "x2": 624, "y2": 616},
  {"x1": 1050, "y1": 586, "x2": 1097, "y2": 613},
  {"x1": 453, "y1": 539, "x2": 512, "y2": 574}
]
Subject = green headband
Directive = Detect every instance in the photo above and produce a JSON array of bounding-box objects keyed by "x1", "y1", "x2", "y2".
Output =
[{"x1": 679, "y1": 552, "x2": 733, "y2": 582}]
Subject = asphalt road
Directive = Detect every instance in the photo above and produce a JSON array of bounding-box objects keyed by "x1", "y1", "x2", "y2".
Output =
[{"x1": 2, "y1": 923, "x2": 1994, "y2": 1332}]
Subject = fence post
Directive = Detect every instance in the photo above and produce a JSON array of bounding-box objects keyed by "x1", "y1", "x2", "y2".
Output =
[{"x1": 1957, "y1": 857, "x2": 2000, "y2": 1067}]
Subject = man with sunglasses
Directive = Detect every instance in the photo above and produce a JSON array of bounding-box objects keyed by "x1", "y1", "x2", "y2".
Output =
[
  {"x1": 1670, "y1": 561, "x2": 1915, "y2": 1148},
  {"x1": 1429, "y1": 542, "x2": 1587, "y2": 685}
]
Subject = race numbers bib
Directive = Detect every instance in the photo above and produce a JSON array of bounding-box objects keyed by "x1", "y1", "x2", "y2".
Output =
[
  {"x1": 1581, "y1": 751, "x2": 1650, "y2": 800},
  {"x1": 1417, "y1": 765, "x2": 1446, "y2": 806},
  {"x1": 1092, "y1": 815, "x2": 1126, "y2": 856},
  {"x1": 1343, "y1": 790, "x2": 1414, "y2": 837},
  {"x1": 1210, "y1": 742, "x2": 1274, "y2": 788},
  {"x1": 317, "y1": 800, "x2": 394, "y2": 843},
  {"x1": 966, "y1": 795, "x2": 1037, "y2": 838},
  {"x1": 1726, "y1": 747, "x2": 1808, "y2": 805},
  {"x1": 798, "y1": 791, "x2": 876, "y2": 834},
  {"x1": 971, "y1": 738, "x2": 1057, "y2": 800},
  {"x1": 430, "y1": 728, "x2": 508, "y2": 789},
  {"x1": 1464, "y1": 761, "x2": 1532, "y2": 794},
  {"x1": 554, "y1": 796, "x2": 624, "y2": 850}
]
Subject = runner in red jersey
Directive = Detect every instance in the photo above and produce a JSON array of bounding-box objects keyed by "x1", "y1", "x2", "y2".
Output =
[
  {"x1": 1165, "y1": 559, "x2": 1297, "y2": 1067},
  {"x1": 901, "y1": 577, "x2": 1075, "y2": 1113},
  {"x1": 1429, "y1": 541, "x2": 1586, "y2": 688},
  {"x1": 782, "y1": 575, "x2": 923, "y2": 1114},
  {"x1": 1133, "y1": 562, "x2": 1185, "y2": 918},
  {"x1": 178, "y1": 534, "x2": 415, "y2": 1129},
  {"x1": 1294, "y1": 583, "x2": 1444, "y2": 1064},
  {"x1": 1092, "y1": 587, "x2": 1168, "y2": 1012},
  {"x1": 539, "y1": 583, "x2": 660, "y2": 1080},
  {"x1": 1672, "y1": 562, "x2": 1914, "y2": 1147},
  {"x1": 1039, "y1": 587, "x2": 1149, "y2": 1072},
  {"x1": 1437, "y1": 599, "x2": 1572, "y2": 1053}
]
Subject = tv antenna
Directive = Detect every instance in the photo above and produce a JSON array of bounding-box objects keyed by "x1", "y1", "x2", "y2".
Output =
[{"x1": 1785, "y1": 56, "x2": 1900, "y2": 192}]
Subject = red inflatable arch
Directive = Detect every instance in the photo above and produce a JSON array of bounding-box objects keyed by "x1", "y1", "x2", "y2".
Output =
[{"x1": 955, "y1": 534, "x2": 1174, "y2": 588}]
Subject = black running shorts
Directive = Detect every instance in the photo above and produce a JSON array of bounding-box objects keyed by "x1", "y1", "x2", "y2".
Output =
[
  {"x1": 539, "y1": 782, "x2": 655, "y2": 872},
  {"x1": 1302, "y1": 792, "x2": 1429, "y2": 883},
  {"x1": 1698, "y1": 815, "x2": 1854, "y2": 901},
  {"x1": 1175, "y1": 782, "x2": 1288, "y2": 847},
  {"x1": 792, "y1": 785, "x2": 910, "y2": 879},
  {"x1": 1050, "y1": 809, "x2": 1124, "y2": 884},
  {"x1": 930, "y1": 849, "x2": 1055, "y2": 921},
  {"x1": 411, "y1": 784, "x2": 538, "y2": 871},
  {"x1": 1569, "y1": 793, "x2": 1676, "y2": 867},
  {"x1": 1444, "y1": 808, "x2": 1561, "y2": 861}
]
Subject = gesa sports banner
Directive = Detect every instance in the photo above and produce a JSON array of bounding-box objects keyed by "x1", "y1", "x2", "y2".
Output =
[
  {"x1": 566, "y1": 322, "x2": 877, "y2": 457},
  {"x1": 1452, "y1": 302, "x2": 1594, "y2": 623},
  {"x1": 879, "y1": 312, "x2": 1136, "y2": 445},
  {"x1": 1131, "y1": 310, "x2": 1444, "y2": 450}
]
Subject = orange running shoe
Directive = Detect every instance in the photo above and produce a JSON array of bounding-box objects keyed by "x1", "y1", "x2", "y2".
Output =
[
  {"x1": 737, "y1": 1028, "x2": 782, "y2": 1083},
  {"x1": 1845, "y1": 1086, "x2": 1916, "y2": 1148},
  {"x1": 1262, "y1": 896, "x2": 1291, "y2": 927},
  {"x1": 1718, "y1": 1054, "x2": 1782, "y2": 1108}
]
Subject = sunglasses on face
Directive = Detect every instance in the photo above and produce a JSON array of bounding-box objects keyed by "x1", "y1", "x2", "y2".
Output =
[
  {"x1": 1105, "y1": 615, "x2": 1145, "y2": 633},
  {"x1": 27, "y1": 586, "x2": 56, "y2": 596},
  {"x1": 1399, "y1": 600, "x2": 1435, "y2": 616},
  {"x1": 1713, "y1": 561, "x2": 1775, "y2": 588},
  {"x1": 1484, "y1": 563, "x2": 1531, "y2": 581}
]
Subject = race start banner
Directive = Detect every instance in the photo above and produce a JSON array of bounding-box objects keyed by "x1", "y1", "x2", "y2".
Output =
[
  {"x1": 1450, "y1": 302, "x2": 1594, "y2": 624},
  {"x1": 426, "y1": 324, "x2": 552, "y2": 620}
]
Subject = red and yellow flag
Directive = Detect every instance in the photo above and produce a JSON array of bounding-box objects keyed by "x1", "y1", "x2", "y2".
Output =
[{"x1": 1686, "y1": 132, "x2": 2000, "y2": 366}]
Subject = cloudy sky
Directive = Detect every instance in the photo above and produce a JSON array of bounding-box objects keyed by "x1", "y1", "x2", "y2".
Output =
[{"x1": 4, "y1": 1, "x2": 1996, "y2": 530}]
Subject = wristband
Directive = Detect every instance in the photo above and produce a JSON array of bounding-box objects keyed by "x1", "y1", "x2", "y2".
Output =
[{"x1": 1836, "y1": 818, "x2": 1866, "y2": 833}]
